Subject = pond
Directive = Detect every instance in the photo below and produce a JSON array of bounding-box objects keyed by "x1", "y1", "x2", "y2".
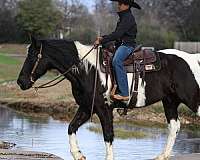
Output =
[{"x1": 0, "y1": 105, "x2": 200, "y2": 160}]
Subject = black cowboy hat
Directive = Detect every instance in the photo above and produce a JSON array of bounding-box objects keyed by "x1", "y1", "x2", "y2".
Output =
[{"x1": 111, "y1": 0, "x2": 141, "y2": 10}]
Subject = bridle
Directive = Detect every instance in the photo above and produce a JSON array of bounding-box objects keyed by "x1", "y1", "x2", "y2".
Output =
[{"x1": 30, "y1": 44, "x2": 43, "y2": 83}]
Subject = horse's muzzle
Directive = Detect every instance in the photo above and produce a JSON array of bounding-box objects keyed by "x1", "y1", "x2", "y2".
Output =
[{"x1": 17, "y1": 78, "x2": 33, "y2": 90}]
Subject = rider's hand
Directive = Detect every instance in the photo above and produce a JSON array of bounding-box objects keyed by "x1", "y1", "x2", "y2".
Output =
[{"x1": 94, "y1": 37, "x2": 103, "y2": 48}]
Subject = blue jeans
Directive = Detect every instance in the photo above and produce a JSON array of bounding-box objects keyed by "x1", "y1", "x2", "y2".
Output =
[{"x1": 112, "y1": 45, "x2": 134, "y2": 96}]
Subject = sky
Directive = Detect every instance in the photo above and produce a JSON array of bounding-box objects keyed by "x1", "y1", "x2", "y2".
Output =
[{"x1": 80, "y1": 0, "x2": 95, "y2": 11}]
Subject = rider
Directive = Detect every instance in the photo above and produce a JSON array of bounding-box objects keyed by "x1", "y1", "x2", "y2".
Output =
[{"x1": 95, "y1": 0, "x2": 141, "y2": 101}]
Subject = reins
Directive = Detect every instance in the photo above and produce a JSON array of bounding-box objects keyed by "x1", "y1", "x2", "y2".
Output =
[
  {"x1": 31, "y1": 45, "x2": 96, "y2": 90},
  {"x1": 90, "y1": 46, "x2": 99, "y2": 122}
]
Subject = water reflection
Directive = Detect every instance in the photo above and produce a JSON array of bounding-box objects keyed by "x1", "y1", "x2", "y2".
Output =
[{"x1": 0, "y1": 106, "x2": 200, "y2": 160}]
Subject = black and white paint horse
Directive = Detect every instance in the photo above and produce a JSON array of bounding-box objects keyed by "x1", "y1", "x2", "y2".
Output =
[{"x1": 17, "y1": 36, "x2": 200, "y2": 160}]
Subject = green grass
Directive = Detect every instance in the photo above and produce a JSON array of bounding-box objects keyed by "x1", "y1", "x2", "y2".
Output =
[
  {"x1": 114, "y1": 120, "x2": 167, "y2": 129},
  {"x1": 87, "y1": 126, "x2": 148, "y2": 139},
  {"x1": 0, "y1": 52, "x2": 59, "y2": 83},
  {"x1": 0, "y1": 53, "x2": 21, "y2": 82},
  {"x1": 0, "y1": 53, "x2": 20, "y2": 65},
  {"x1": 151, "y1": 103, "x2": 164, "y2": 114}
]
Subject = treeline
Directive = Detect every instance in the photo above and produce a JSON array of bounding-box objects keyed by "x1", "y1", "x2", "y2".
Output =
[{"x1": 0, "y1": 0, "x2": 200, "y2": 49}]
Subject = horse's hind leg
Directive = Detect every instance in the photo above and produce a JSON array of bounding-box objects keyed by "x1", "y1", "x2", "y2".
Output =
[
  {"x1": 155, "y1": 97, "x2": 180, "y2": 160},
  {"x1": 96, "y1": 105, "x2": 114, "y2": 160},
  {"x1": 68, "y1": 107, "x2": 90, "y2": 160}
]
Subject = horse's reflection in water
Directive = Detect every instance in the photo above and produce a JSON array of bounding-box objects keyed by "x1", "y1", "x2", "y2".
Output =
[{"x1": 17, "y1": 36, "x2": 200, "y2": 160}]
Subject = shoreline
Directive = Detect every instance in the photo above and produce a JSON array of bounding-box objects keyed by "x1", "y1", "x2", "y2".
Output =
[{"x1": 1, "y1": 98, "x2": 200, "y2": 131}]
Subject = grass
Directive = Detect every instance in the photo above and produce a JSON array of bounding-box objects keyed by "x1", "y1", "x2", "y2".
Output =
[
  {"x1": 0, "y1": 44, "x2": 27, "y2": 55},
  {"x1": 0, "y1": 53, "x2": 20, "y2": 65},
  {"x1": 178, "y1": 104, "x2": 197, "y2": 117},
  {"x1": 0, "y1": 53, "x2": 21, "y2": 82},
  {"x1": 182, "y1": 123, "x2": 200, "y2": 132},
  {"x1": 151, "y1": 103, "x2": 164, "y2": 114},
  {"x1": 0, "y1": 52, "x2": 56, "y2": 82},
  {"x1": 114, "y1": 120, "x2": 167, "y2": 129},
  {"x1": 87, "y1": 126, "x2": 148, "y2": 139},
  {"x1": 151, "y1": 102, "x2": 197, "y2": 117}
]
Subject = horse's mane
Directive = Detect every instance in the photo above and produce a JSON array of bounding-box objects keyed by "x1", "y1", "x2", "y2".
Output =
[
  {"x1": 73, "y1": 41, "x2": 98, "y2": 74},
  {"x1": 41, "y1": 39, "x2": 79, "y2": 56}
]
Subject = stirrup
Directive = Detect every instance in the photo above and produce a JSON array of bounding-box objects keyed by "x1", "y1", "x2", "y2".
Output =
[{"x1": 112, "y1": 94, "x2": 129, "y2": 101}]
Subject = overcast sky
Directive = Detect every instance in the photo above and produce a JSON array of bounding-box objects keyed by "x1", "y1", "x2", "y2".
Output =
[{"x1": 80, "y1": 0, "x2": 95, "y2": 11}]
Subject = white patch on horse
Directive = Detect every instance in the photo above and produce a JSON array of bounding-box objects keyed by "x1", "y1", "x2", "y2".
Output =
[
  {"x1": 75, "y1": 41, "x2": 96, "y2": 74},
  {"x1": 71, "y1": 65, "x2": 80, "y2": 74},
  {"x1": 127, "y1": 74, "x2": 146, "y2": 107},
  {"x1": 158, "y1": 119, "x2": 180, "y2": 159},
  {"x1": 26, "y1": 44, "x2": 30, "y2": 54},
  {"x1": 69, "y1": 133, "x2": 84, "y2": 159},
  {"x1": 74, "y1": 42, "x2": 110, "y2": 89},
  {"x1": 105, "y1": 142, "x2": 113, "y2": 160},
  {"x1": 159, "y1": 49, "x2": 200, "y2": 88},
  {"x1": 197, "y1": 106, "x2": 200, "y2": 117},
  {"x1": 136, "y1": 78, "x2": 146, "y2": 107}
]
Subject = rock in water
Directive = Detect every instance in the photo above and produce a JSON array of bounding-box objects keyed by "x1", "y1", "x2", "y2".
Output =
[{"x1": 0, "y1": 141, "x2": 16, "y2": 149}]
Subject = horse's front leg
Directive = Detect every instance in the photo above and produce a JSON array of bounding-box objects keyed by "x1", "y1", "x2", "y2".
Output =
[
  {"x1": 96, "y1": 104, "x2": 114, "y2": 160},
  {"x1": 68, "y1": 107, "x2": 90, "y2": 160}
]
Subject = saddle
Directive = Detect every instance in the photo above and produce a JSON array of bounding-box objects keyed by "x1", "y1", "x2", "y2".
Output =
[
  {"x1": 100, "y1": 44, "x2": 161, "y2": 73},
  {"x1": 100, "y1": 43, "x2": 161, "y2": 110}
]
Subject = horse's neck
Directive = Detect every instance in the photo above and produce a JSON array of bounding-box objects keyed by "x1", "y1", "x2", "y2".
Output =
[
  {"x1": 50, "y1": 42, "x2": 99, "y2": 90},
  {"x1": 64, "y1": 42, "x2": 101, "y2": 89}
]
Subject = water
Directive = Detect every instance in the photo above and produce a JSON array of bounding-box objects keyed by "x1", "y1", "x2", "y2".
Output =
[{"x1": 0, "y1": 106, "x2": 200, "y2": 160}]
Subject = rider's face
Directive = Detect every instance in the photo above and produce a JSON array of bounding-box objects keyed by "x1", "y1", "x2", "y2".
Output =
[{"x1": 118, "y1": 2, "x2": 129, "y2": 12}]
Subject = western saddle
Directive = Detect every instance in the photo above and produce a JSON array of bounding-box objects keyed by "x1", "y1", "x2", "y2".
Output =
[{"x1": 100, "y1": 43, "x2": 161, "y2": 111}]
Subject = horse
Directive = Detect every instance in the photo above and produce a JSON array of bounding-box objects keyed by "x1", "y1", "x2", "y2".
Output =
[{"x1": 17, "y1": 36, "x2": 200, "y2": 160}]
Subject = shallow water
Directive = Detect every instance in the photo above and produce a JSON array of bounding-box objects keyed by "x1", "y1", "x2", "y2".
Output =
[{"x1": 0, "y1": 106, "x2": 200, "y2": 160}]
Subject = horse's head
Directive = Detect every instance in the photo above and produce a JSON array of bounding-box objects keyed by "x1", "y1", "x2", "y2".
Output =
[
  {"x1": 17, "y1": 36, "x2": 52, "y2": 90},
  {"x1": 17, "y1": 36, "x2": 80, "y2": 90}
]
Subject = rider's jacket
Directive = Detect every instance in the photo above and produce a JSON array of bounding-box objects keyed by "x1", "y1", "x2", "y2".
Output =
[{"x1": 101, "y1": 9, "x2": 137, "y2": 47}]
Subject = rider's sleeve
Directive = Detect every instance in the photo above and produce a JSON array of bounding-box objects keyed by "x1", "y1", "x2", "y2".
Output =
[{"x1": 101, "y1": 15, "x2": 134, "y2": 44}]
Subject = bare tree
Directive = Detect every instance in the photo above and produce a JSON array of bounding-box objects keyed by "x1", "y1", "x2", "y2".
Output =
[{"x1": 94, "y1": 0, "x2": 116, "y2": 36}]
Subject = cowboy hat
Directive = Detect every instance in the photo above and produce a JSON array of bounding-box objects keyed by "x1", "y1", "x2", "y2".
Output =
[{"x1": 111, "y1": 0, "x2": 141, "y2": 10}]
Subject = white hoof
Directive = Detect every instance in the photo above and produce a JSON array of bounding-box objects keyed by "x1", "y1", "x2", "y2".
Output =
[
  {"x1": 71, "y1": 151, "x2": 86, "y2": 160},
  {"x1": 154, "y1": 154, "x2": 170, "y2": 160},
  {"x1": 78, "y1": 156, "x2": 86, "y2": 160}
]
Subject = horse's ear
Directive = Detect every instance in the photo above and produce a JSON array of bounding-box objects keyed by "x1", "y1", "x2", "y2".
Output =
[{"x1": 30, "y1": 35, "x2": 40, "y2": 48}]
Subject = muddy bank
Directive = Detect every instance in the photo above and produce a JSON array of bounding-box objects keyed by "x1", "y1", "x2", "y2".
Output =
[{"x1": 0, "y1": 100, "x2": 78, "y2": 121}]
